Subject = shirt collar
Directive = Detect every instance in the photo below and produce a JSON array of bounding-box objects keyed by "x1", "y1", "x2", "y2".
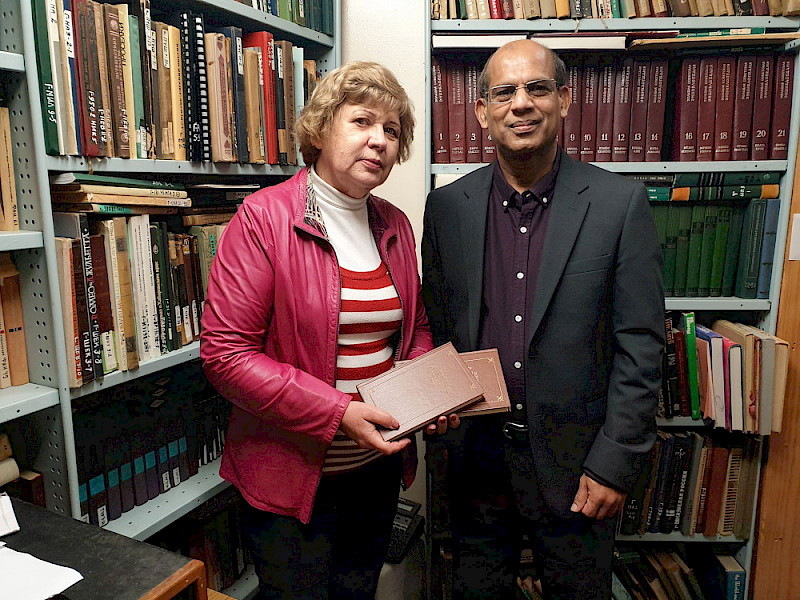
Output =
[{"x1": 491, "y1": 149, "x2": 562, "y2": 211}]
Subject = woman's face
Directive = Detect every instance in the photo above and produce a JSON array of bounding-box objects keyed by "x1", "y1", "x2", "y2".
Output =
[{"x1": 313, "y1": 101, "x2": 401, "y2": 198}]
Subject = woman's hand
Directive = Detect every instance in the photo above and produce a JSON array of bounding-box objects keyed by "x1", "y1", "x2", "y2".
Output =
[
  {"x1": 340, "y1": 402, "x2": 411, "y2": 455},
  {"x1": 424, "y1": 413, "x2": 461, "y2": 436}
]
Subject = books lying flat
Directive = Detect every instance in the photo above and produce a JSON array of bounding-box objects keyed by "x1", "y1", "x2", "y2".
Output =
[
  {"x1": 358, "y1": 342, "x2": 485, "y2": 442},
  {"x1": 51, "y1": 192, "x2": 191, "y2": 207},
  {"x1": 458, "y1": 349, "x2": 511, "y2": 417},
  {"x1": 52, "y1": 203, "x2": 180, "y2": 215},
  {"x1": 52, "y1": 184, "x2": 188, "y2": 198},
  {"x1": 50, "y1": 173, "x2": 185, "y2": 189}
]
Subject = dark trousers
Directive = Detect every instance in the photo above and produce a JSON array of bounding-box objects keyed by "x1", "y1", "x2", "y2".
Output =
[
  {"x1": 447, "y1": 423, "x2": 615, "y2": 600},
  {"x1": 242, "y1": 454, "x2": 401, "y2": 600}
]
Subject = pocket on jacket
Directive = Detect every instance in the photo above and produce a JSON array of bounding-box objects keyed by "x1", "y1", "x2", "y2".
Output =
[{"x1": 563, "y1": 254, "x2": 613, "y2": 276}]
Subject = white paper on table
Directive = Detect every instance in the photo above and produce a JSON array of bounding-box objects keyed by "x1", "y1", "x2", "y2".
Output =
[
  {"x1": 0, "y1": 494, "x2": 19, "y2": 537},
  {"x1": 0, "y1": 545, "x2": 83, "y2": 600}
]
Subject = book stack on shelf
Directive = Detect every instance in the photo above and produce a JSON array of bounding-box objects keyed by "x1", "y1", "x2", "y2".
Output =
[
  {"x1": 72, "y1": 360, "x2": 228, "y2": 527},
  {"x1": 431, "y1": 0, "x2": 800, "y2": 19},
  {"x1": 31, "y1": 0, "x2": 319, "y2": 165},
  {"x1": 613, "y1": 546, "x2": 746, "y2": 600},
  {"x1": 431, "y1": 49, "x2": 794, "y2": 165},
  {"x1": 641, "y1": 171, "x2": 784, "y2": 300}
]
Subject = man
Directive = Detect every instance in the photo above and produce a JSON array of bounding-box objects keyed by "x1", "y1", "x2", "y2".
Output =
[{"x1": 422, "y1": 40, "x2": 664, "y2": 599}]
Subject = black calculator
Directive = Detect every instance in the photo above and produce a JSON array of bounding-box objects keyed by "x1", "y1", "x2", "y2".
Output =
[{"x1": 386, "y1": 497, "x2": 425, "y2": 564}]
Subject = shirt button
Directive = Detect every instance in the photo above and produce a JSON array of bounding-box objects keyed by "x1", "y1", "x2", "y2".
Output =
[
  {"x1": 514, "y1": 361, "x2": 522, "y2": 369},
  {"x1": 515, "y1": 403, "x2": 524, "y2": 410},
  {"x1": 517, "y1": 272, "x2": 524, "y2": 279},
  {"x1": 503, "y1": 200, "x2": 508, "y2": 207},
  {"x1": 515, "y1": 315, "x2": 522, "y2": 323},
  {"x1": 520, "y1": 226, "x2": 528, "y2": 234},
  {"x1": 542, "y1": 197, "x2": 548, "y2": 204}
]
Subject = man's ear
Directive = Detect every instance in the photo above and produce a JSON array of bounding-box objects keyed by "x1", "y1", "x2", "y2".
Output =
[
  {"x1": 476, "y1": 98, "x2": 488, "y2": 129},
  {"x1": 559, "y1": 85, "x2": 572, "y2": 119}
]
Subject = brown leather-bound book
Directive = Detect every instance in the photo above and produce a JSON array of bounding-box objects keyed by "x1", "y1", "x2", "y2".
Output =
[
  {"x1": 205, "y1": 32, "x2": 234, "y2": 163},
  {"x1": 594, "y1": 60, "x2": 615, "y2": 163},
  {"x1": 769, "y1": 52, "x2": 793, "y2": 160},
  {"x1": 628, "y1": 58, "x2": 650, "y2": 162},
  {"x1": 358, "y1": 342, "x2": 484, "y2": 442},
  {"x1": 674, "y1": 57, "x2": 700, "y2": 161},
  {"x1": 432, "y1": 56, "x2": 450, "y2": 164},
  {"x1": 447, "y1": 60, "x2": 466, "y2": 164},
  {"x1": 458, "y1": 349, "x2": 510, "y2": 417},
  {"x1": 713, "y1": 56, "x2": 736, "y2": 161},
  {"x1": 103, "y1": 4, "x2": 131, "y2": 158},
  {"x1": 696, "y1": 56, "x2": 718, "y2": 162},
  {"x1": 750, "y1": 54, "x2": 774, "y2": 161},
  {"x1": 731, "y1": 54, "x2": 756, "y2": 161},
  {"x1": 611, "y1": 58, "x2": 633, "y2": 162},
  {"x1": 0, "y1": 255, "x2": 29, "y2": 386},
  {"x1": 482, "y1": 129, "x2": 495, "y2": 163},
  {"x1": 73, "y1": 0, "x2": 102, "y2": 156},
  {"x1": 645, "y1": 58, "x2": 668, "y2": 162},
  {"x1": 563, "y1": 60, "x2": 582, "y2": 159},
  {"x1": 276, "y1": 40, "x2": 298, "y2": 166},
  {"x1": 579, "y1": 58, "x2": 599, "y2": 163},
  {"x1": 702, "y1": 442, "x2": 730, "y2": 536},
  {"x1": 465, "y1": 60, "x2": 482, "y2": 164}
]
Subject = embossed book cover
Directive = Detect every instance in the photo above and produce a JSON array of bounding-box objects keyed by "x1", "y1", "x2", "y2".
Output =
[
  {"x1": 458, "y1": 349, "x2": 511, "y2": 417},
  {"x1": 357, "y1": 342, "x2": 485, "y2": 441}
]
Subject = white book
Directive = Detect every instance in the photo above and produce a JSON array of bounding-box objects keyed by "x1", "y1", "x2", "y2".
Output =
[
  {"x1": 45, "y1": 0, "x2": 66, "y2": 153},
  {"x1": 141, "y1": 218, "x2": 161, "y2": 360},
  {"x1": 54, "y1": 0, "x2": 79, "y2": 154},
  {"x1": 127, "y1": 215, "x2": 155, "y2": 361},
  {"x1": 292, "y1": 45, "x2": 305, "y2": 166}
]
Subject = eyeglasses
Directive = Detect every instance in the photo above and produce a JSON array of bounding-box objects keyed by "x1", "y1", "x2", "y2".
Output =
[{"x1": 486, "y1": 79, "x2": 559, "y2": 104}]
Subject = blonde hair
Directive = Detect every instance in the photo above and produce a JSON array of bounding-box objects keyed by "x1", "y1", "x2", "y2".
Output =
[{"x1": 296, "y1": 61, "x2": 415, "y2": 165}]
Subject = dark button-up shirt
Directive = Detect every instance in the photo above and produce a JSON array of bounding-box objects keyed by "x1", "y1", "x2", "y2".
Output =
[{"x1": 478, "y1": 151, "x2": 561, "y2": 414}]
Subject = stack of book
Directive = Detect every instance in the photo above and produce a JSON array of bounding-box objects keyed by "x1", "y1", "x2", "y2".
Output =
[
  {"x1": 645, "y1": 172, "x2": 782, "y2": 299},
  {"x1": 431, "y1": 51, "x2": 794, "y2": 165},
  {"x1": 619, "y1": 430, "x2": 760, "y2": 540},
  {"x1": 31, "y1": 0, "x2": 318, "y2": 165},
  {"x1": 72, "y1": 361, "x2": 229, "y2": 527},
  {"x1": 0, "y1": 254, "x2": 29, "y2": 388},
  {"x1": 433, "y1": 0, "x2": 800, "y2": 19},
  {"x1": 660, "y1": 312, "x2": 789, "y2": 433}
]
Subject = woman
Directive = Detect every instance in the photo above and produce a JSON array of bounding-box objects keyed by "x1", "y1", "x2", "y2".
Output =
[{"x1": 200, "y1": 61, "x2": 456, "y2": 599}]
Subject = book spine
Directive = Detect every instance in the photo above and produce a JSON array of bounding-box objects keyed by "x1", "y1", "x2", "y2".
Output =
[
  {"x1": 32, "y1": 0, "x2": 61, "y2": 155},
  {"x1": 432, "y1": 56, "x2": 450, "y2": 164},
  {"x1": 676, "y1": 57, "x2": 700, "y2": 161},
  {"x1": 447, "y1": 59, "x2": 466, "y2": 164},
  {"x1": 713, "y1": 56, "x2": 735, "y2": 161},
  {"x1": 628, "y1": 58, "x2": 649, "y2": 162},
  {"x1": 731, "y1": 54, "x2": 755, "y2": 161},
  {"x1": 644, "y1": 59, "x2": 667, "y2": 162},
  {"x1": 594, "y1": 60, "x2": 615, "y2": 163},
  {"x1": 88, "y1": 0, "x2": 110, "y2": 157},
  {"x1": 193, "y1": 14, "x2": 212, "y2": 162},
  {"x1": 465, "y1": 60, "x2": 482, "y2": 164},
  {"x1": 563, "y1": 60, "x2": 581, "y2": 159},
  {"x1": 697, "y1": 205, "x2": 718, "y2": 297},
  {"x1": 278, "y1": 40, "x2": 297, "y2": 165},
  {"x1": 169, "y1": 25, "x2": 187, "y2": 162},
  {"x1": 611, "y1": 58, "x2": 632, "y2": 162},
  {"x1": 709, "y1": 205, "x2": 732, "y2": 297},
  {"x1": 756, "y1": 198, "x2": 780, "y2": 299},
  {"x1": 89, "y1": 234, "x2": 117, "y2": 374},
  {"x1": 769, "y1": 52, "x2": 793, "y2": 160},
  {"x1": 73, "y1": 0, "x2": 100, "y2": 156},
  {"x1": 579, "y1": 59, "x2": 598, "y2": 163},
  {"x1": 155, "y1": 22, "x2": 174, "y2": 159},
  {"x1": 149, "y1": 224, "x2": 168, "y2": 354},
  {"x1": 751, "y1": 54, "x2": 775, "y2": 161},
  {"x1": 684, "y1": 204, "x2": 706, "y2": 297},
  {"x1": 222, "y1": 27, "x2": 249, "y2": 164},
  {"x1": 696, "y1": 56, "x2": 718, "y2": 162},
  {"x1": 61, "y1": 0, "x2": 82, "y2": 155},
  {"x1": 734, "y1": 198, "x2": 768, "y2": 299},
  {"x1": 103, "y1": 5, "x2": 131, "y2": 158},
  {"x1": 117, "y1": 6, "x2": 137, "y2": 160}
]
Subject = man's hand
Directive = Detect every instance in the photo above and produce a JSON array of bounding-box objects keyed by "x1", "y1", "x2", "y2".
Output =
[
  {"x1": 570, "y1": 474, "x2": 626, "y2": 520},
  {"x1": 424, "y1": 413, "x2": 462, "y2": 435},
  {"x1": 340, "y1": 401, "x2": 410, "y2": 455}
]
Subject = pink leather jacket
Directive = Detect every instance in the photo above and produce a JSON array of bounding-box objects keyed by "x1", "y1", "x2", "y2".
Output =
[{"x1": 200, "y1": 168, "x2": 433, "y2": 524}]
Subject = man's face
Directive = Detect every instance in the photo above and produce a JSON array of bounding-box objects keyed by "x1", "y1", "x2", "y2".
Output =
[{"x1": 476, "y1": 42, "x2": 571, "y2": 160}]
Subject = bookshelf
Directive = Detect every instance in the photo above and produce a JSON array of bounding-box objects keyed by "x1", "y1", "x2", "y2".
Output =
[
  {"x1": 424, "y1": 12, "x2": 800, "y2": 600},
  {"x1": 0, "y1": 0, "x2": 339, "y2": 596}
]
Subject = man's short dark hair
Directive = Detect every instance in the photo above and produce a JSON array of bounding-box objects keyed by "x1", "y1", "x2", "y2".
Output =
[{"x1": 477, "y1": 44, "x2": 568, "y2": 99}]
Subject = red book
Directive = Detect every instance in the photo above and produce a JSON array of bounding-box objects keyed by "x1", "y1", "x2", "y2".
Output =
[
  {"x1": 702, "y1": 444, "x2": 730, "y2": 537},
  {"x1": 72, "y1": 0, "x2": 101, "y2": 157},
  {"x1": 447, "y1": 60, "x2": 466, "y2": 164},
  {"x1": 696, "y1": 56, "x2": 718, "y2": 162},
  {"x1": 482, "y1": 129, "x2": 495, "y2": 163},
  {"x1": 675, "y1": 57, "x2": 700, "y2": 162},
  {"x1": 752, "y1": 0, "x2": 769, "y2": 13},
  {"x1": 500, "y1": 0, "x2": 516, "y2": 17},
  {"x1": 713, "y1": 56, "x2": 736, "y2": 161},
  {"x1": 645, "y1": 58, "x2": 668, "y2": 162},
  {"x1": 750, "y1": 54, "x2": 775, "y2": 161},
  {"x1": 464, "y1": 60, "x2": 482, "y2": 164},
  {"x1": 628, "y1": 58, "x2": 650, "y2": 162},
  {"x1": 769, "y1": 52, "x2": 794, "y2": 160},
  {"x1": 243, "y1": 32, "x2": 279, "y2": 165},
  {"x1": 431, "y1": 56, "x2": 450, "y2": 164},
  {"x1": 488, "y1": 0, "x2": 503, "y2": 17},
  {"x1": 595, "y1": 60, "x2": 615, "y2": 162},
  {"x1": 731, "y1": 54, "x2": 756, "y2": 161},
  {"x1": 580, "y1": 59, "x2": 599, "y2": 162},
  {"x1": 612, "y1": 58, "x2": 633, "y2": 162},
  {"x1": 563, "y1": 60, "x2": 582, "y2": 159}
]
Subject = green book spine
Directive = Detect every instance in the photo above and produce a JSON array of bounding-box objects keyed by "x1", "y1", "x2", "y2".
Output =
[
  {"x1": 663, "y1": 204, "x2": 682, "y2": 297},
  {"x1": 278, "y1": 0, "x2": 292, "y2": 20},
  {"x1": 33, "y1": 0, "x2": 60, "y2": 155},
  {"x1": 129, "y1": 16, "x2": 145, "y2": 159},
  {"x1": 681, "y1": 312, "x2": 701, "y2": 419},
  {"x1": 294, "y1": 0, "x2": 306, "y2": 25},
  {"x1": 673, "y1": 204, "x2": 693, "y2": 296},
  {"x1": 696, "y1": 205, "x2": 718, "y2": 297},
  {"x1": 734, "y1": 198, "x2": 768, "y2": 299},
  {"x1": 651, "y1": 203, "x2": 669, "y2": 254},
  {"x1": 721, "y1": 205, "x2": 745, "y2": 296},
  {"x1": 684, "y1": 204, "x2": 706, "y2": 297},
  {"x1": 610, "y1": 0, "x2": 622, "y2": 17},
  {"x1": 708, "y1": 205, "x2": 732, "y2": 297},
  {"x1": 673, "y1": 173, "x2": 702, "y2": 187}
]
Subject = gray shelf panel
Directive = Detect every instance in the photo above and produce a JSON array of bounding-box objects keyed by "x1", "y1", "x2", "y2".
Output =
[
  {"x1": 104, "y1": 458, "x2": 229, "y2": 540},
  {"x1": 665, "y1": 297, "x2": 771, "y2": 311},
  {"x1": 0, "y1": 50, "x2": 24, "y2": 72},
  {"x1": 431, "y1": 160, "x2": 789, "y2": 175},
  {"x1": 0, "y1": 383, "x2": 60, "y2": 424},
  {"x1": 431, "y1": 16, "x2": 800, "y2": 32},
  {"x1": 0, "y1": 230, "x2": 43, "y2": 251},
  {"x1": 69, "y1": 341, "x2": 200, "y2": 399},
  {"x1": 224, "y1": 564, "x2": 260, "y2": 600},
  {"x1": 46, "y1": 156, "x2": 300, "y2": 177},
  {"x1": 617, "y1": 531, "x2": 747, "y2": 542}
]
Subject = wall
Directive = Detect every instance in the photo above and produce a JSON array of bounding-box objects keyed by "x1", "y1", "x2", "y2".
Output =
[{"x1": 341, "y1": 0, "x2": 430, "y2": 509}]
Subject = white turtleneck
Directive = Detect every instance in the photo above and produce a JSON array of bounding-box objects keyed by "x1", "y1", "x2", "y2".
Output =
[{"x1": 310, "y1": 166, "x2": 382, "y2": 272}]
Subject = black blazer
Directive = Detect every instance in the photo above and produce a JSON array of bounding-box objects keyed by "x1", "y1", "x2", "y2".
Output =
[{"x1": 422, "y1": 153, "x2": 665, "y2": 517}]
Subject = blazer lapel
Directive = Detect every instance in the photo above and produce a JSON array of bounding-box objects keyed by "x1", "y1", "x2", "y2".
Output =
[
  {"x1": 457, "y1": 166, "x2": 492, "y2": 349},
  {"x1": 528, "y1": 159, "x2": 590, "y2": 341}
]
